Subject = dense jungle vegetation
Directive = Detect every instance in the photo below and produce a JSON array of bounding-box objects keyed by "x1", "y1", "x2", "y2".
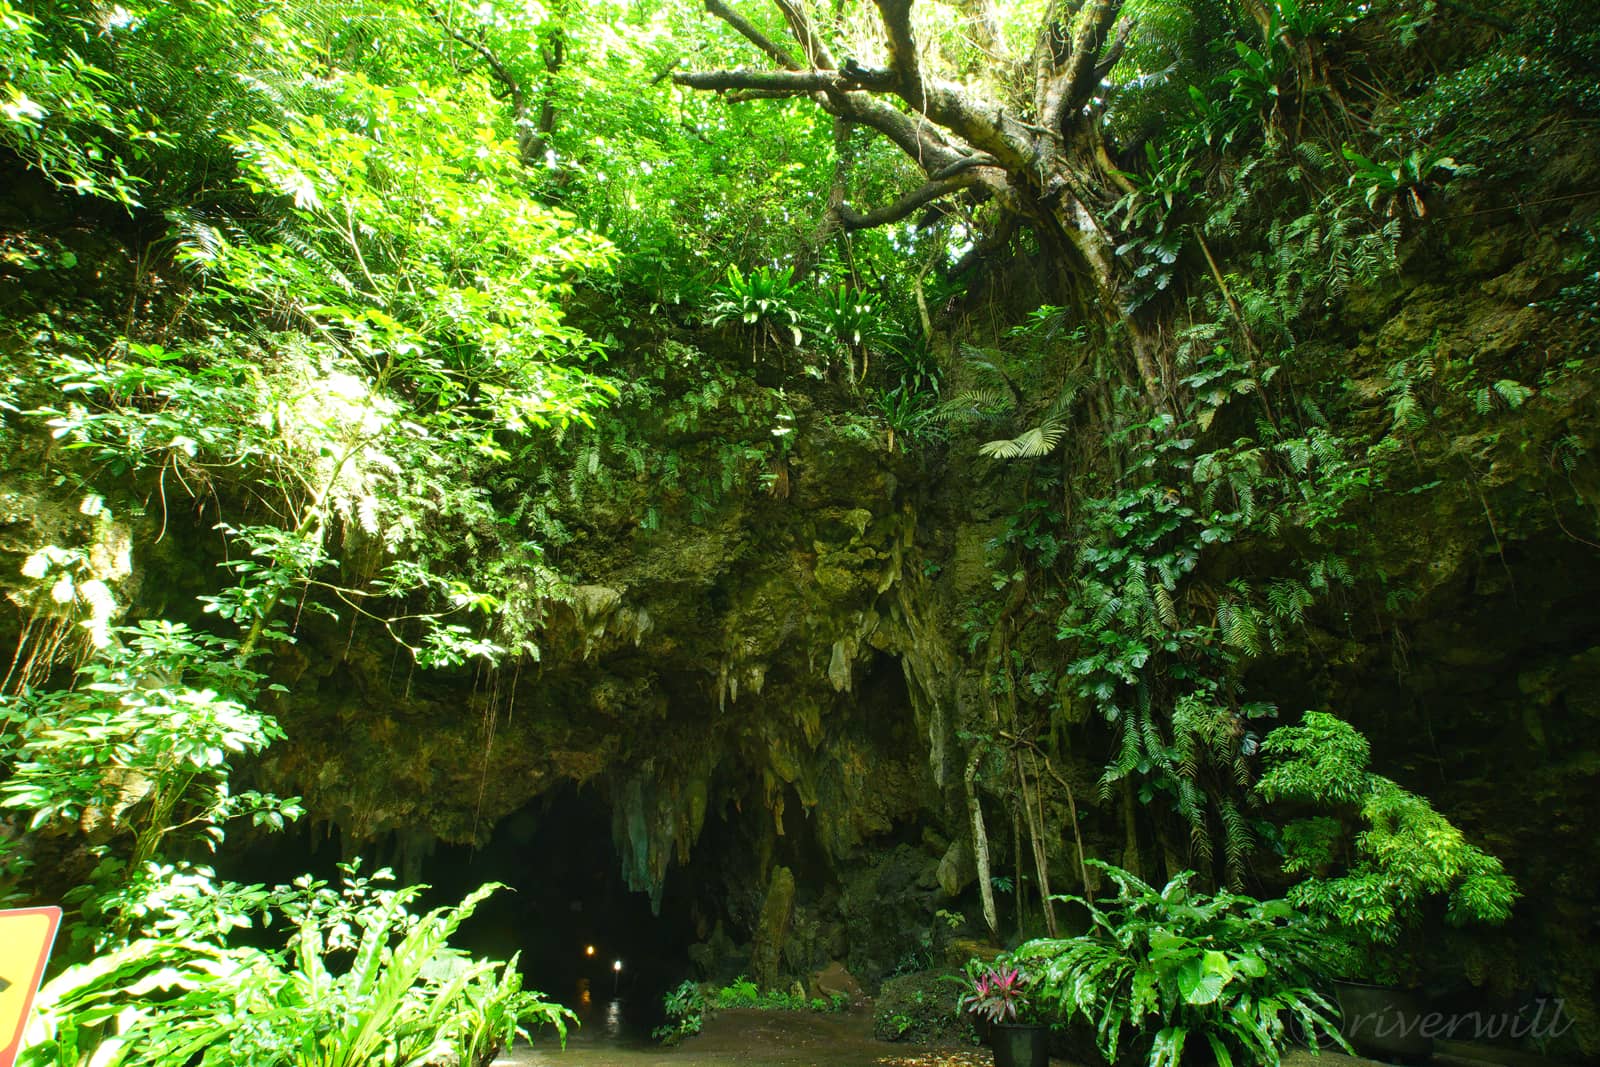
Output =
[{"x1": 1, "y1": 0, "x2": 1598, "y2": 1064}]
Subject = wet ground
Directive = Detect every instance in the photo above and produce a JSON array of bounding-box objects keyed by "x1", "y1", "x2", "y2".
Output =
[{"x1": 501, "y1": 1000, "x2": 1388, "y2": 1067}]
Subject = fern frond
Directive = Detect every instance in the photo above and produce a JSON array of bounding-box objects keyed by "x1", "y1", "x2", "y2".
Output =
[{"x1": 1218, "y1": 796, "x2": 1251, "y2": 888}]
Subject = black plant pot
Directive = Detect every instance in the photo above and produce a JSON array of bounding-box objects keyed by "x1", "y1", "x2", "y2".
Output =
[
  {"x1": 1334, "y1": 979, "x2": 1434, "y2": 1064},
  {"x1": 990, "y1": 1022, "x2": 1050, "y2": 1067}
]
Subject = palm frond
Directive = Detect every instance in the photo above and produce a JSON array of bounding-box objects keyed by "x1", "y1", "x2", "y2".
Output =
[{"x1": 980, "y1": 418, "x2": 1066, "y2": 459}]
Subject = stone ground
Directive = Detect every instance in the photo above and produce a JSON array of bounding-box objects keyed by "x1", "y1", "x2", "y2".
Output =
[{"x1": 501, "y1": 1006, "x2": 1399, "y2": 1067}]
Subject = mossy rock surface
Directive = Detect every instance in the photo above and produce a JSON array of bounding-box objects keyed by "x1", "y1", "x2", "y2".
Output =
[{"x1": 871, "y1": 969, "x2": 975, "y2": 1045}]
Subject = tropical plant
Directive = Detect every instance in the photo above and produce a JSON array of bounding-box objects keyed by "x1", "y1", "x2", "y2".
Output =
[
  {"x1": 653, "y1": 979, "x2": 708, "y2": 1045},
  {"x1": 812, "y1": 282, "x2": 902, "y2": 387},
  {"x1": 714, "y1": 974, "x2": 763, "y2": 1008},
  {"x1": 19, "y1": 865, "x2": 572, "y2": 1067},
  {"x1": 0, "y1": 621, "x2": 303, "y2": 942},
  {"x1": 448, "y1": 953, "x2": 560, "y2": 1067},
  {"x1": 1342, "y1": 147, "x2": 1471, "y2": 219},
  {"x1": 887, "y1": 342, "x2": 942, "y2": 398},
  {"x1": 955, "y1": 962, "x2": 1037, "y2": 1025},
  {"x1": 1013, "y1": 862, "x2": 1348, "y2": 1067},
  {"x1": 707, "y1": 265, "x2": 803, "y2": 362},
  {"x1": 873, "y1": 385, "x2": 937, "y2": 454},
  {"x1": 1255, "y1": 711, "x2": 1519, "y2": 984}
]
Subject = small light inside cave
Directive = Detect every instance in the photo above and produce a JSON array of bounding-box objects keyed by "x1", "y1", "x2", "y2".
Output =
[
  {"x1": 613, "y1": 959, "x2": 623, "y2": 972},
  {"x1": 585, "y1": 945, "x2": 596, "y2": 957}
]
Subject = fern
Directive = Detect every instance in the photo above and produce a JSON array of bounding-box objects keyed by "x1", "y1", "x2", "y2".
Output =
[
  {"x1": 1154, "y1": 584, "x2": 1179, "y2": 629},
  {"x1": 1217, "y1": 796, "x2": 1249, "y2": 887},
  {"x1": 1265, "y1": 579, "x2": 1311, "y2": 624},
  {"x1": 1216, "y1": 593, "x2": 1261, "y2": 655},
  {"x1": 1100, "y1": 709, "x2": 1145, "y2": 799}
]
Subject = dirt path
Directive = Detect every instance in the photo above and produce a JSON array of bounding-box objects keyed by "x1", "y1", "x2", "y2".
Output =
[
  {"x1": 501, "y1": 1007, "x2": 1383, "y2": 1067},
  {"x1": 505, "y1": 1007, "x2": 1012, "y2": 1067}
]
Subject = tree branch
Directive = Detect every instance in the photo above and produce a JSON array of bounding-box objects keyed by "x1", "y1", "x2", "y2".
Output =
[
  {"x1": 826, "y1": 90, "x2": 968, "y2": 174},
  {"x1": 427, "y1": 3, "x2": 526, "y2": 116},
  {"x1": 1032, "y1": 0, "x2": 1086, "y2": 111},
  {"x1": 837, "y1": 170, "x2": 988, "y2": 230},
  {"x1": 873, "y1": 0, "x2": 923, "y2": 101},
  {"x1": 1091, "y1": 17, "x2": 1132, "y2": 90},
  {"x1": 728, "y1": 88, "x2": 813, "y2": 102},
  {"x1": 675, "y1": 68, "x2": 841, "y2": 92},
  {"x1": 775, "y1": 0, "x2": 838, "y2": 68},
  {"x1": 1037, "y1": 0, "x2": 1123, "y2": 134},
  {"x1": 426, "y1": 3, "x2": 564, "y2": 167},
  {"x1": 704, "y1": 0, "x2": 801, "y2": 68},
  {"x1": 865, "y1": 0, "x2": 1037, "y2": 170},
  {"x1": 1055, "y1": 0, "x2": 1126, "y2": 131},
  {"x1": 929, "y1": 152, "x2": 1000, "y2": 181},
  {"x1": 677, "y1": 0, "x2": 1036, "y2": 204},
  {"x1": 528, "y1": 32, "x2": 565, "y2": 162}
]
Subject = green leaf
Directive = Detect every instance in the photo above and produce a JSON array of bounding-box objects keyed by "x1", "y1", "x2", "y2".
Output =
[{"x1": 1175, "y1": 950, "x2": 1234, "y2": 1005}]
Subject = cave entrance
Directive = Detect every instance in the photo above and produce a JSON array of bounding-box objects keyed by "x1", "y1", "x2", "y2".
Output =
[{"x1": 419, "y1": 783, "x2": 699, "y2": 1033}]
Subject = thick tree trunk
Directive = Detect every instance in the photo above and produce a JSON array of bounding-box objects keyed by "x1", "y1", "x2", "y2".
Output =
[{"x1": 675, "y1": 0, "x2": 1166, "y2": 398}]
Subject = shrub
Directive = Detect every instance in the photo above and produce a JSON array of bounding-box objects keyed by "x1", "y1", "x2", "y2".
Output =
[
  {"x1": 1255, "y1": 711, "x2": 1518, "y2": 983},
  {"x1": 20, "y1": 866, "x2": 572, "y2": 1067},
  {"x1": 652, "y1": 979, "x2": 706, "y2": 1046},
  {"x1": 1012, "y1": 861, "x2": 1347, "y2": 1067}
]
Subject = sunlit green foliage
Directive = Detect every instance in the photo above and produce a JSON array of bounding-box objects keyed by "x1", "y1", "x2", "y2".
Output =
[
  {"x1": 10, "y1": 0, "x2": 617, "y2": 669},
  {"x1": 1, "y1": 0, "x2": 1590, "y2": 1051},
  {"x1": 2, "y1": 1, "x2": 616, "y2": 1059},
  {"x1": 1257, "y1": 712, "x2": 1519, "y2": 983},
  {"x1": 0, "y1": 0, "x2": 159, "y2": 203},
  {"x1": 0, "y1": 622, "x2": 300, "y2": 938}
]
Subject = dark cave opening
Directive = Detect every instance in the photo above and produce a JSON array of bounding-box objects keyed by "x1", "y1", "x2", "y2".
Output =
[
  {"x1": 220, "y1": 782, "x2": 703, "y2": 1039},
  {"x1": 417, "y1": 783, "x2": 702, "y2": 1034}
]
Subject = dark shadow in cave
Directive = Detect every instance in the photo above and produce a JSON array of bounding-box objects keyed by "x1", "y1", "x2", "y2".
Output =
[
  {"x1": 217, "y1": 782, "x2": 701, "y2": 1041},
  {"x1": 418, "y1": 783, "x2": 700, "y2": 1038}
]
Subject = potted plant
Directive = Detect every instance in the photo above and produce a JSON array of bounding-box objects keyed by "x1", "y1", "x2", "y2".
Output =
[
  {"x1": 1256, "y1": 712, "x2": 1519, "y2": 1063},
  {"x1": 956, "y1": 961, "x2": 1049, "y2": 1067}
]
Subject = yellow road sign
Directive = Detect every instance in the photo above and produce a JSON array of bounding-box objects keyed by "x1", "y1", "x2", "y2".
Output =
[{"x1": 1, "y1": 906, "x2": 62, "y2": 1067}]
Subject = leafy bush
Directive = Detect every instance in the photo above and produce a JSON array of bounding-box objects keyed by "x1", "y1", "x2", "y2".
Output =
[
  {"x1": 449, "y1": 954, "x2": 561, "y2": 1067},
  {"x1": 652, "y1": 979, "x2": 706, "y2": 1046},
  {"x1": 714, "y1": 976, "x2": 846, "y2": 1012},
  {"x1": 1256, "y1": 711, "x2": 1518, "y2": 983},
  {"x1": 654, "y1": 976, "x2": 846, "y2": 1045},
  {"x1": 715, "y1": 974, "x2": 763, "y2": 1008},
  {"x1": 20, "y1": 865, "x2": 572, "y2": 1067},
  {"x1": 0, "y1": 0, "x2": 156, "y2": 205},
  {"x1": 707, "y1": 265, "x2": 803, "y2": 359},
  {"x1": 1, "y1": 623, "x2": 300, "y2": 892},
  {"x1": 1012, "y1": 861, "x2": 1347, "y2": 1067}
]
